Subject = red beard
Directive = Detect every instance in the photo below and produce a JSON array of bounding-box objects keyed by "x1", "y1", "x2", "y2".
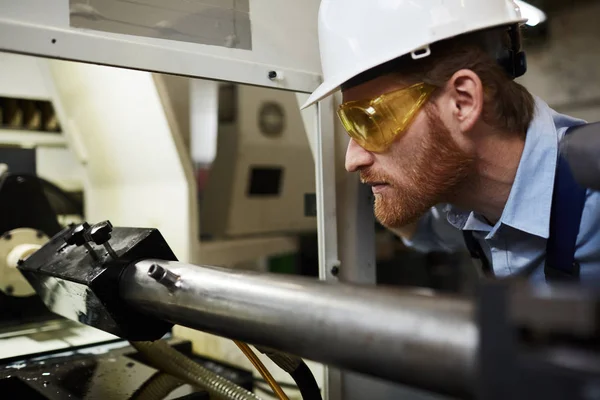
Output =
[{"x1": 360, "y1": 106, "x2": 474, "y2": 229}]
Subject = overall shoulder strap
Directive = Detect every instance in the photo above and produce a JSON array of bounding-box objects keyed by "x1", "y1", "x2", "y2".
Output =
[
  {"x1": 463, "y1": 231, "x2": 493, "y2": 276},
  {"x1": 544, "y1": 124, "x2": 589, "y2": 282}
]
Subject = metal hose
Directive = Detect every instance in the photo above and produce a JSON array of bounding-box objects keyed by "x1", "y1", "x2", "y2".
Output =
[
  {"x1": 130, "y1": 372, "x2": 184, "y2": 400},
  {"x1": 131, "y1": 340, "x2": 263, "y2": 400}
]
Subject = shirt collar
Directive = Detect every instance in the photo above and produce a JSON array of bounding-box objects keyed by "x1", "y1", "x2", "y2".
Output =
[
  {"x1": 446, "y1": 205, "x2": 492, "y2": 232},
  {"x1": 498, "y1": 97, "x2": 558, "y2": 238},
  {"x1": 447, "y1": 97, "x2": 559, "y2": 239}
]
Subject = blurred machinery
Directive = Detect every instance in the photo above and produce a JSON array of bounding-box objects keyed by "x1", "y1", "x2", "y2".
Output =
[
  {"x1": 0, "y1": 172, "x2": 80, "y2": 324},
  {"x1": 11, "y1": 219, "x2": 600, "y2": 400},
  {"x1": 0, "y1": 339, "x2": 255, "y2": 400},
  {"x1": 0, "y1": 49, "x2": 324, "y2": 396},
  {"x1": 0, "y1": 54, "x2": 85, "y2": 330},
  {"x1": 0, "y1": 13, "x2": 330, "y2": 400},
  {"x1": 200, "y1": 83, "x2": 316, "y2": 239}
]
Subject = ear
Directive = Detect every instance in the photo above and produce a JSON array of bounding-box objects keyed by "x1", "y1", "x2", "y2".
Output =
[{"x1": 445, "y1": 69, "x2": 484, "y2": 132}]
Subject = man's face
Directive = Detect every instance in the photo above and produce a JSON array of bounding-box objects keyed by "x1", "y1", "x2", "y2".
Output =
[{"x1": 343, "y1": 74, "x2": 475, "y2": 229}]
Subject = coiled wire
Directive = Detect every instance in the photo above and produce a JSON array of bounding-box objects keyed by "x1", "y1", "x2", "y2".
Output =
[
  {"x1": 131, "y1": 340, "x2": 262, "y2": 400},
  {"x1": 130, "y1": 372, "x2": 184, "y2": 400}
]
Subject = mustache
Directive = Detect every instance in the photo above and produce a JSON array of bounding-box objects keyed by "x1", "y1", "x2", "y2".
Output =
[{"x1": 359, "y1": 169, "x2": 391, "y2": 185}]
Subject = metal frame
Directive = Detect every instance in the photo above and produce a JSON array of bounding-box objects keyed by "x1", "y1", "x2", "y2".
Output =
[
  {"x1": 314, "y1": 97, "x2": 341, "y2": 400},
  {"x1": 315, "y1": 98, "x2": 340, "y2": 283},
  {"x1": 0, "y1": 17, "x2": 321, "y2": 95},
  {"x1": 333, "y1": 128, "x2": 377, "y2": 400}
]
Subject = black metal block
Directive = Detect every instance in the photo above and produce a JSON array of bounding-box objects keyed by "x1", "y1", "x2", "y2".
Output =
[{"x1": 18, "y1": 223, "x2": 177, "y2": 341}]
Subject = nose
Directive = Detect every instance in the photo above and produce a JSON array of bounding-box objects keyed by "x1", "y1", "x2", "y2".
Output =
[{"x1": 345, "y1": 139, "x2": 374, "y2": 172}]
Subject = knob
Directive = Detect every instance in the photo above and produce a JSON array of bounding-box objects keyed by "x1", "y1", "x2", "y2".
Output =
[
  {"x1": 65, "y1": 222, "x2": 91, "y2": 246},
  {"x1": 87, "y1": 220, "x2": 117, "y2": 259},
  {"x1": 87, "y1": 220, "x2": 113, "y2": 245},
  {"x1": 64, "y1": 222, "x2": 99, "y2": 261}
]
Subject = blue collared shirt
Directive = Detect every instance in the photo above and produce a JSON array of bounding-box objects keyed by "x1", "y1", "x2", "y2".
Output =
[{"x1": 403, "y1": 97, "x2": 600, "y2": 286}]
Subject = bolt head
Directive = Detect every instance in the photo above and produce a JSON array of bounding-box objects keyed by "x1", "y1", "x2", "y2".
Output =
[
  {"x1": 88, "y1": 220, "x2": 113, "y2": 245},
  {"x1": 65, "y1": 222, "x2": 90, "y2": 246}
]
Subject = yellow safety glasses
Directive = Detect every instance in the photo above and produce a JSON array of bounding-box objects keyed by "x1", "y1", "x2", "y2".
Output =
[{"x1": 337, "y1": 82, "x2": 436, "y2": 152}]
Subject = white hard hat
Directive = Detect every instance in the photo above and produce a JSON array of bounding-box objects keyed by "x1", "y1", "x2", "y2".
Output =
[{"x1": 301, "y1": 0, "x2": 527, "y2": 109}]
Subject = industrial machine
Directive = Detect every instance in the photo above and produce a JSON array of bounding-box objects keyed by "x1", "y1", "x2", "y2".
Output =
[
  {"x1": 199, "y1": 82, "x2": 316, "y2": 239},
  {"x1": 10, "y1": 214, "x2": 600, "y2": 400},
  {"x1": 0, "y1": 34, "x2": 322, "y2": 400},
  {"x1": 0, "y1": 1, "x2": 598, "y2": 400},
  {"x1": 0, "y1": 52, "x2": 324, "y2": 398},
  {"x1": 0, "y1": 53, "x2": 87, "y2": 334}
]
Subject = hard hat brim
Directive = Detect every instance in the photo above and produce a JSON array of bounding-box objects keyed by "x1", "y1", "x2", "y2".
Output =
[
  {"x1": 300, "y1": 78, "x2": 341, "y2": 110},
  {"x1": 300, "y1": 18, "x2": 528, "y2": 110}
]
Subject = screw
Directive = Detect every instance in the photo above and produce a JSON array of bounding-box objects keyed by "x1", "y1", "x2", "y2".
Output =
[
  {"x1": 66, "y1": 222, "x2": 90, "y2": 246},
  {"x1": 331, "y1": 266, "x2": 339, "y2": 276},
  {"x1": 84, "y1": 244, "x2": 98, "y2": 260},
  {"x1": 268, "y1": 71, "x2": 277, "y2": 80},
  {"x1": 65, "y1": 222, "x2": 99, "y2": 261},
  {"x1": 87, "y1": 221, "x2": 118, "y2": 259},
  {"x1": 5, "y1": 286, "x2": 14, "y2": 295},
  {"x1": 36, "y1": 231, "x2": 44, "y2": 239},
  {"x1": 3, "y1": 233, "x2": 11, "y2": 240}
]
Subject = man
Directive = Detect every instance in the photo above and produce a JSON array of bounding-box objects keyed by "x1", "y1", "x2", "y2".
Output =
[{"x1": 301, "y1": 0, "x2": 600, "y2": 285}]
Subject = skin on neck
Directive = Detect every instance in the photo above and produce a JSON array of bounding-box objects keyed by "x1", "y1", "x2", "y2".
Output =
[{"x1": 450, "y1": 121, "x2": 525, "y2": 225}]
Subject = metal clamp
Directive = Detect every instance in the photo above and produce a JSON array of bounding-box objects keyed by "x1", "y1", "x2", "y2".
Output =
[{"x1": 86, "y1": 220, "x2": 118, "y2": 259}]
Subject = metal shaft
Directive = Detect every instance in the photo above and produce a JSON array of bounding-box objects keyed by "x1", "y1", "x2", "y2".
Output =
[{"x1": 120, "y1": 260, "x2": 478, "y2": 397}]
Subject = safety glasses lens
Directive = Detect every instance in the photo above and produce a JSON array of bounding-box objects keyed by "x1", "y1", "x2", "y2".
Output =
[{"x1": 338, "y1": 83, "x2": 434, "y2": 152}]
